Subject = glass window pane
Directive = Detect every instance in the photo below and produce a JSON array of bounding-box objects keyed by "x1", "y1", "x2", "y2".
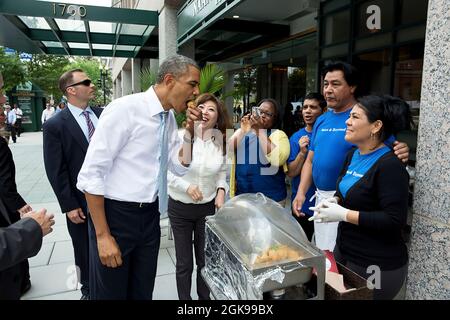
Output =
[
  {"x1": 353, "y1": 49, "x2": 391, "y2": 96},
  {"x1": 115, "y1": 45, "x2": 136, "y2": 51},
  {"x1": 354, "y1": 32, "x2": 391, "y2": 52},
  {"x1": 42, "y1": 41, "x2": 63, "y2": 47},
  {"x1": 400, "y1": 0, "x2": 428, "y2": 24},
  {"x1": 322, "y1": 11, "x2": 350, "y2": 45},
  {"x1": 89, "y1": 21, "x2": 116, "y2": 33},
  {"x1": 322, "y1": 0, "x2": 351, "y2": 14},
  {"x1": 143, "y1": 26, "x2": 155, "y2": 38},
  {"x1": 356, "y1": 0, "x2": 394, "y2": 37},
  {"x1": 321, "y1": 43, "x2": 348, "y2": 59},
  {"x1": 92, "y1": 44, "x2": 113, "y2": 50},
  {"x1": 394, "y1": 43, "x2": 424, "y2": 103},
  {"x1": 18, "y1": 16, "x2": 51, "y2": 29},
  {"x1": 55, "y1": 18, "x2": 85, "y2": 32},
  {"x1": 120, "y1": 23, "x2": 147, "y2": 36},
  {"x1": 68, "y1": 42, "x2": 90, "y2": 49},
  {"x1": 397, "y1": 25, "x2": 426, "y2": 42},
  {"x1": 393, "y1": 42, "x2": 423, "y2": 165}
]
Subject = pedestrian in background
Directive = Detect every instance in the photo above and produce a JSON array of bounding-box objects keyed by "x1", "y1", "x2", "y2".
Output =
[{"x1": 13, "y1": 104, "x2": 23, "y2": 137}]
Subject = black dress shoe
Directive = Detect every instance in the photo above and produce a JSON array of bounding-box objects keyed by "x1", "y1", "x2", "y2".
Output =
[{"x1": 80, "y1": 294, "x2": 90, "y2": 300}]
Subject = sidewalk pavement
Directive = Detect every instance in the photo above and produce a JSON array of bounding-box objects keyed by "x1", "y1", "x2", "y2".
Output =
[{"x1": 9, "y1": 132, "x2": 197, "y2": 300}]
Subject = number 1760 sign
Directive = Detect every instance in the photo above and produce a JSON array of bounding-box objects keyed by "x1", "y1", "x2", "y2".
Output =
[{"x1": 52, "y1": 3, "x2": 87, "y2": 18}]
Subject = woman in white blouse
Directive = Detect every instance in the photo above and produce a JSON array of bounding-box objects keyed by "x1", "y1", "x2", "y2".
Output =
[{"x1": 167, "y1": 93, "x2": 230, "y2": 300}]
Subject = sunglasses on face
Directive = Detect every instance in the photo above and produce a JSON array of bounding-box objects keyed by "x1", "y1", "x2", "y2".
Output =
[{"x1": 65, "y1": 79, "x2": 92, "y2": 90}]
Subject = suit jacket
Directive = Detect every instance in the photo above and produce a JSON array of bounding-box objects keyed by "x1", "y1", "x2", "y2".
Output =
[
  {"x1": 43, "y1": 106, "x2": 103, "y2": 214},
  {"x1": 0, "y1": 137, "x2": 26, "y2": 221},
  {"x1": 0, "y1": 217, "x2": 42, "y2": 272},
  {"x1": 0, "y1": 138, "x2": 41, "y2": 299}
]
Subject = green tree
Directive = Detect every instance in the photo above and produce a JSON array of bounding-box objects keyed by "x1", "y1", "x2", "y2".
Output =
[
  {"x1": 26, "y1": 54, "x2": 70, "y2": 102},
  {"x1": 288, "y1": 67, "x2": 306, "y2": 102},
  {"x1": 66, "y1": 57, "x2": 112, "y2": 106},
  {"x1": 140, "y1": 65, "x2": 157, "y2": 92},
  {"x1": 0, "y1": 47, "x2": 27, "y2": 92},
  {"x1": 233, "y1": 67, "x2": 257, "y2": 113}
]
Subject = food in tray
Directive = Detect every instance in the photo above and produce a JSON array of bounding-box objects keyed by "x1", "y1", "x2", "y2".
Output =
[{"x1": 254, "y1": 244, "x2": 302, "y2": 264}]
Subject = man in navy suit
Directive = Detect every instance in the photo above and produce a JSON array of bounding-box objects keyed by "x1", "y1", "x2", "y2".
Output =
[{"x1": 43, "y1": 69, "x2": 102, "y2": 300}]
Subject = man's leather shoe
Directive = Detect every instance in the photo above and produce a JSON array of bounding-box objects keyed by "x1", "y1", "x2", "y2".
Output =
[{"x1": 80, "y1": 294, "x2": 89, "y2": 300}]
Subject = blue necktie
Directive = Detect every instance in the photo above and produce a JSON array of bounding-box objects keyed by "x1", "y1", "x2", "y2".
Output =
[
  {"x1": 158, "y1": 111, "x2": 169, "y2": 215},
  {"x1": 82, "y1": 110, "x2": 95, "y2": 141}
]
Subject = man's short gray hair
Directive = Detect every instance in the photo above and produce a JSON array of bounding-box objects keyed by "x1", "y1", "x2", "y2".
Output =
[{"x1": 156, "y1": 55, "x2": 200, "y2": 84}]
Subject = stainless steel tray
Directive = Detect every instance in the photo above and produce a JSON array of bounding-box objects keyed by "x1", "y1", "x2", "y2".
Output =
[{"x1": 206, "y1": 222, "x2": 314, "y2": 292}]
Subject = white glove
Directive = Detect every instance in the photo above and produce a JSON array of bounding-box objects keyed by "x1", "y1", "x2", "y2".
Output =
[
  {"x1": 313, "y1": 196, "x2": 338, "y2": 209},
  {"x1": 308, "y1": 199, "x2": 349, "y2": 223}
]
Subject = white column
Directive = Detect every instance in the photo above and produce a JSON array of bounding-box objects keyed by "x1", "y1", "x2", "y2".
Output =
[
  {"x1": 131, "y1": 58, "x2": 141, "y2": 93},
  {"x1": 121, "y1": 69, "x2": 132, "y2": 97},
  {"x1": 115, "y1": 76, "x2": 122, "y2": 99},
  {"x1": 150, "y1": 59, "x2": 159, "y2": 75},
  {"x1": 159, "y1": 4, "x2": 178, "y2": 63}
]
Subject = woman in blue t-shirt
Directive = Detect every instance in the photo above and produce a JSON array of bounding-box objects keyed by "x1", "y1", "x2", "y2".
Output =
[
  {"x1": 287, "y1": 93, "x2": 326, "y2": 240},
  {"x1": 310, "y1": 95, "x2": 411, "y2": 300}
]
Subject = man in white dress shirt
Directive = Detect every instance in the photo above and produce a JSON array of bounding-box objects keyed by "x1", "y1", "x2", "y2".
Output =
[
  {"x1": 43, "y1": 69, "x2": 102, "y2": 300},
  {"x1": 77, "y1": 55, "x2": 202, "y2": 300}
]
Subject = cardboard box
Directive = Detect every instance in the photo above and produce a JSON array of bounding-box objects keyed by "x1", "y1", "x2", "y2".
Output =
[{"x1": 325, "y1": 262, "x2": 373, "y2": 300}]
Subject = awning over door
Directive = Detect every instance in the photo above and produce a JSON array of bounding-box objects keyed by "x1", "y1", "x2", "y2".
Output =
[{"x1": 0, "y1": 0, "x2": 158, "y2": 57}]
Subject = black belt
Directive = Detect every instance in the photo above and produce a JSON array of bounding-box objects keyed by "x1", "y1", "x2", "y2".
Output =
[{"x1": 107, "y1": 199, "x2": 154, "y2": 208}]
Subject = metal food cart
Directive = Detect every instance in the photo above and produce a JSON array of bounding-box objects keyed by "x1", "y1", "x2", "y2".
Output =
[{"x1": 202, "y1": 193, "x2": 326, "y2": 300}]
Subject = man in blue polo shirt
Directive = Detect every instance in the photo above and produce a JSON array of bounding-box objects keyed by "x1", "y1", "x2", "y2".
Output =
[{"x1": 292, "y1": 61, "x2": 409, "y2": 251}]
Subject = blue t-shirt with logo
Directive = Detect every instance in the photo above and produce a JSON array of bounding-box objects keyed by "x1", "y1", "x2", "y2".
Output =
[
  {"x1": 309, "y1": 109, "x2": 353, "y2": 190},
  {"x1": 287, "y1": 127, "x2": 316, "y2": 216},
  {"x1": 338, "y1": 146, "x2": 390, "y2": 198},
  {"x1": 308, "y1": 109, "x2": 396, "y2": 192}
]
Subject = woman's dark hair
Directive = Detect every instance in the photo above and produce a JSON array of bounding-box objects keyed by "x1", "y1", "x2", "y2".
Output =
[
  {"x1": 321, "y1": 61, "x2": 360, "y2": 88},
  {"x1": 257, "y1": 98, "x2": 281, "y2": 129},
  {"x1": 194, "y1": 93, "x2": 231, "y2": 154},
  {"x1": 357, "y1": 95, "x2": 412, "y2": 142},
  {"x1": 304, "y1": 92, "x2": 327, "y2": 110}
]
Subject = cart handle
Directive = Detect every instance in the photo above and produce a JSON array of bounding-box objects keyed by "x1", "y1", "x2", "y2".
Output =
[{"x1": 280, "y1": 261, "x2": 305, "y2": 273}]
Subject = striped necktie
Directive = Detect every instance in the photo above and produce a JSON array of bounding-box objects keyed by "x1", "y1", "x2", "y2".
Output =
[
  {"x1": 158, "y1": 111, "x2": 169, "y2": 215},
  {"x1": 82, "y1": 110, "x2": 95, "y2": 141}
]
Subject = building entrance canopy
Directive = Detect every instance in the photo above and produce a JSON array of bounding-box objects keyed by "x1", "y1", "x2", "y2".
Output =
[{"x1": 0, "y1": 0, "x2": 158, "y2": 57}]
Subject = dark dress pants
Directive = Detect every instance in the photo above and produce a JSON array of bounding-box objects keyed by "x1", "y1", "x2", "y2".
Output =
[
  {"x1": 66, "y1": 214, "x2": 89, "y2": 296},
  {"x1": 89, "y1": 199, "x2": 160, "y2": 300},
  {"x1": 168, "y1": 197, "x2": 215, "y2": 300},
  {"x1": 15, "y1": 119, "x2": 22, "y2": 137}
]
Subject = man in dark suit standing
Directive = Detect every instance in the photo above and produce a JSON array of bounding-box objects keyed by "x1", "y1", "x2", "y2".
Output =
[
  {"x1": 0, "y1": 73, "x2": 39, "y2": 298},
  {"x1": 43, "y1": 69, "x2": 101, "y2": 300}
]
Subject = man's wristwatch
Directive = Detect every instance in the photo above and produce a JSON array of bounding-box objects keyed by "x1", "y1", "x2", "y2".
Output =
[{"x1": 183, "y1": 135, "x2": 194, "y2": 144}]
